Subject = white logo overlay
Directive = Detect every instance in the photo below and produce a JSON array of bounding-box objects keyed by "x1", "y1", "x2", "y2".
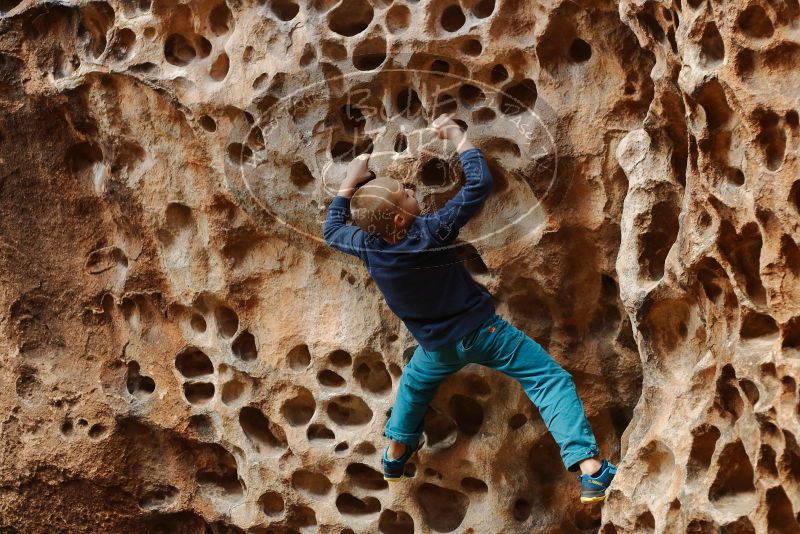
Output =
[{"x1": 223, "y1": 57, "x2": 560, "y2": 262}]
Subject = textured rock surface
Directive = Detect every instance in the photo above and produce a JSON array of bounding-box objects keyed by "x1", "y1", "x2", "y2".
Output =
[{"x1": 0, "y1": 0, "x2": 796, "y2": 532}]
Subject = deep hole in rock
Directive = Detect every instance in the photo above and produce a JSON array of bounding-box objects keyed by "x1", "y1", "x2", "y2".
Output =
[
  {"x1": 288, "y1": 504, "x2": 317, "y2": 527},
  {"x1": 423, "y1": 408, "x2": 458, "y2": 450},
  {"x1": 259, "y1": 491, "x2": 284, "y2": 516},
  {"x1": 194, "y1": 35, "x2": 212, "y2": 58},
  {"x1": 88, "y1": 424, "x2": 107, "y2": 439},
  {"x1": 755, "y1": 109, "x2": 786, "y2": 171},
  {"x1": 431, "y1": 59, "x2": 449, "y2": 74},
  {"x1": 221, "y1": 379, "x2": 245, "y2": 405},
  {"x1": 329, "y1": 349, "x2": 352, "y2": 366},
  {"x1": 396, "y1": 87, "x2": 422, "y2": 118},
  {"x1": 638, "y1": 12, "x2": 665, "y2": 42},
  {"x1": 340, "y1": 104, "x2": 366, "y2": 133},
  {"x1": 0, "y1": 0, "x2": 23, "y2": 12},
  {"x1": 473, "y1": 107, "x2": 496, "y2": 123},
  {"x1": 378, "y1": 509, "x2": 414, "y2": 534},
  {"x1": 110, "y1": 28, "x2": 136, "y2": 61},
  {"x1": 209, "y1": 3, "x2": 232, "y2": 35},
  {"x1": 164, "y1": 33, "x2": 195, "y2": 66},
  {"x1": 460, "y1": 476, "x2": 488, "y2": 492},
  {"x1": 307, "y1": 423, "x2": 335, "y2": 441},
  {"x1": 758, "y1": 444, "x2": 779, "y2": 477},
  {"x1": 471, "y1": 0, "x2": 494, "y2": 18},
  {"x1": 335, "y1": 441, "x2": 349, "y2": 452},
  {"x1": 500, "y1": 79, "x2": 537, "y2": 115},
  {"x1": 449, "y1": 394, "x2": 483, "y2": 435},
  {"x1": 175, "y1": 348, "x2": 214, "y2": 378},
  {"x1": 509, "y1": 413, "x2": 527, "y2": 430},
  {"x1": 336, "y1": 493, "x2": 381, "y2": 515},
  {"x1": 719, "y1": 220, "x2": 766, "y2": 305},
  {"x1": 786, "y1": 110, "x2": 799, "y2": 128},
  {"x1": 291, "y1": 469, "x2": 332, "y2": 495},
  {"x1": 490, "y1": 63, "x2": 509, "y2": 83},
  {"x1": 126, "y1": 361, "x2": 155, "y2": 398},
  {"x1": 738, "y1": 378, "x2": 760, "y2": 405},
  {"x1": 688, "y1": 424, "x2": 720, "y2": 478},
  {"x1": 288, "y1": 344, "x2": 312, "y2": 369},
  {"x1": 353, "y1": 355, "x2": 392, "y2": 394},
  {"x1": 188, "y1": 414, "x2": 217, "y2": 441},
  {"x1": 215, "y1": 306, "x2": 239, "y2": 338},
  {"x1": 239, "y1": 406, "x2": 287, "y2": 453},
  {"x1": 783, "y1": 316, "x2": 800, "y2": 350},
  {"x1": 425, "y1": 467, "x2": 441, "y2": 478},
  {"x1": 281, "y1": 387, "x2": 316, "y2": 426},
  {"x1": 270, "y1": 0, "x2": 299, "y2": 21},
  {"x1": 569, "y1": 38, "x2": 592, "y2": 62},
  {"x1": 460, "y1": 39, "x2": 482, "y2": 56},
  {"x1": 458, "y1": 84, "x2": 485, "y2": 109},
  {"x1": 740, "y1": 310, "x2": 779, "y2": 339},
  {"x1": 720, "y1": 517, "x2": 756, "y2": 533},
  {"x1": 694, "y1": 256, "x2": 730, "y2": 304},
  {"x1": 781, "y1": 239, "x2": 800, "y2": 278},
  {"x1": 441, "y1": 4, "x2": 466, "y2": 32},
  {"x1": 327, "y1": 394, "x2": 373, "y2": 426},
  {"x1": 715, "y1": 364, "x2": 744, "y2": 421},
  {"x1": 318, "y1": 369, "x2": 345, "y2": 387},
  {"x1": 416, "y1": 483, "x2": 469, "y2": 532},
  {"x1": 394, "y1": 133, "x2": 408, "y2": 153},
  {"x1": 232, "y1": 330, "x2": 257, "y2": 361},
  {"x1": 700, "y1": 22, "x2": 725, "y2": 67},
  {"x1": 227, "y1": 143, "x2": 253, "y2": 166},
  {"x1": 765, "y1": 486, "x2": 798, "y2": 532},
  {"x1": 209, "y1": 53, "x2": 230, "y2": 81},
  {"x1": 346, "y1": 463, "x2": 388, "y2": 490},
  {"x1": 513, "y1": 498, "x2": 532, "y2": 521},
  {"x1": 386, "y1": 4, "x2": 410, "y2": 33},
  {"x1": 138, "y1": 485, "x2": 179, "y2": 510},
  {"x1": 183, "y1": 382, "x2": 215, "y2": 404},
  {"x1": 290, "y1": 161, "x2": 315, "y2": 189},
  {"x1": 708, "y1": 440, "x2": 755, "y2": 502},
  {"x1": 198, "y1": 115, "x2": 216, "y2": 132},
  {"x1": 638, "y1": 199, "x2": 680, "y2": 280},
  {"x1": 78, "y1": 2, "x2": 114, "y2": 58},
  {"x1": 737, "y1": 5, "x2": 774, "y2": 38},
  {"x1": 329, "y1": 0, "x2": 373, "y2": 36},
  {"x1": 420, "y1": 158, "x2": 450, "y2": 187},
  {"x1": 67, "y1": 142, "x2": 103, "y2": 176}
]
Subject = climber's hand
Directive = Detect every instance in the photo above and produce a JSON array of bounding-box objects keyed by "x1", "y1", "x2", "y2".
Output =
[
  {"x1": 339, "y1": 154, "x2": 373, "y2": 198},
  {"x1": 430, "y1": 114, "x2": 461, "y2": 140},
  {"x1": 430, "y1": 114, "x2": 474, "y2": 153}
]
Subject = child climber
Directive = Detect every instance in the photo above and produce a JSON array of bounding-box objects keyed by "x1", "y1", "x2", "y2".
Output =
[{"x1": 322, "y1": 114, "x2": 617, "y2": 503}]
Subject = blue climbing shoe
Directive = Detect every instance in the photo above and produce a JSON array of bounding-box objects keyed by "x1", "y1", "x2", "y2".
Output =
[
  {"x1": 382, "y1": 443, "x2": 418, "y2": 482},
  {"x1": 578, "y1": 459, "x2": 617, "y2": 503}
]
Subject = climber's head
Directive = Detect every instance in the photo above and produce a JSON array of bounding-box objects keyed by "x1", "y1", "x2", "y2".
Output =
[{"x1": 351, "y1": 177, "x2": 420, "y2": 242}]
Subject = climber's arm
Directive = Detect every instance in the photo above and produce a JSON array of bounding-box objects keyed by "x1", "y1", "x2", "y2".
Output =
[{"x1": 322, "y1": 154, "x2": 373, "y2": 260}]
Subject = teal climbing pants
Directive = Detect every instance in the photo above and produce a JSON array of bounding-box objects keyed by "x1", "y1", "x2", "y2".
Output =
[{"x1": 383, "y1": 313, "x2": 600, "y2": 472}]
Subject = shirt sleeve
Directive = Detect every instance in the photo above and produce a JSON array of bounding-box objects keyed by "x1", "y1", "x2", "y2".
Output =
[
  {"x1": 423, "y1": 147, "x2": 493, "y2": 246},
  {"x1": 322, "y1": 195, "x2": 368, "y2": 261}
]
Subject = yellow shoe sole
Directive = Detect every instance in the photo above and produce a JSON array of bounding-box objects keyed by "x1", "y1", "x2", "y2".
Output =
[
  {"x1": 580, "y1": 495, "x2": 606, "y2": 503},
  {"x1": 384, "y1": 475, "x2": 403, "y2": 482}
]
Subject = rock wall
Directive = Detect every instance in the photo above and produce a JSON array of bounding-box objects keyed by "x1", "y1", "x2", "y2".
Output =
[{"x1": 0, "y1": 0, "x2": 796, "y2": 532}]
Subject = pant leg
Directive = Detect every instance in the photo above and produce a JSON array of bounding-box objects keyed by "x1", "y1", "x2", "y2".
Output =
[
  {"x1": 384, "y1": 344, "x2": 464, "y2": 448},
  {"x1": 472, "y1": 317, "x2": 600, "y2": 471}
]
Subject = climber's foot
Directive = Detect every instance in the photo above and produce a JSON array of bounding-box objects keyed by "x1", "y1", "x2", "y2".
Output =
[
  {"x1": 382, "y1": 443, "x2": 417, "y2": 482},
  {"x1": 578, "y1": 459, "x2": 617, "y2": 503}
]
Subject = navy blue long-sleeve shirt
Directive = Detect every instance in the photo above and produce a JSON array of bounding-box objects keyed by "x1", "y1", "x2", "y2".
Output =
[{"x1": 323, "y1": 148, "x2": 495, "y2": 351}]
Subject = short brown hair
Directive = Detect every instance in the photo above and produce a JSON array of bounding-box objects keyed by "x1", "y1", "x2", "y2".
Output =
[{"x1": 350, "y1": 177, "x2": 402, "y2": 239}]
